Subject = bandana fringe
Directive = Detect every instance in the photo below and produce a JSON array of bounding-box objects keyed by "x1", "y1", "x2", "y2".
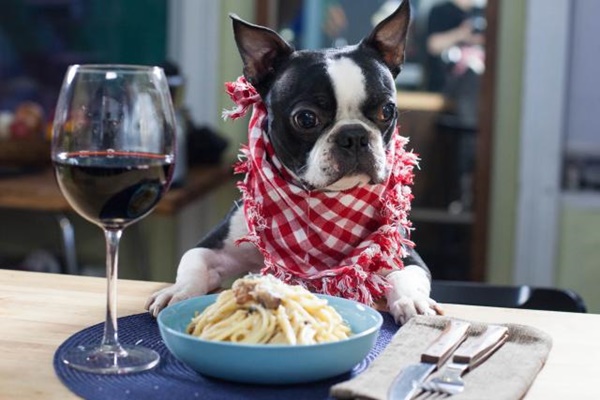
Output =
[{"x1": 262, "y1": 261, "x2": 390, "y2": 305}]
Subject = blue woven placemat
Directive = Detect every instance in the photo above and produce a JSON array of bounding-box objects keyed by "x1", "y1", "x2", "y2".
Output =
[{"x1": 54, "y1": 312, "x2": 397, "y2": 400}]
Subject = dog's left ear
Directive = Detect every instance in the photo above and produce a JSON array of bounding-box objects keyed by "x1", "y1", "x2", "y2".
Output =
[{"x1": 361, "y1": 0, "x2": 411, "y2": 77}]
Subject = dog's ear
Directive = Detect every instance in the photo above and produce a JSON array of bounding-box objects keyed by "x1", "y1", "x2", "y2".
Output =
[
  {"x1": 361, "y1": 0, "x2": 411, "y2": 77},
  {"x1": 230, "y1": 14, "x2": 294, "y2": 89}
]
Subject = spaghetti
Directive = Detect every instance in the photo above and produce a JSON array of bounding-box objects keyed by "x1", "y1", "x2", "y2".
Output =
[{"x1": 186, "y1": 275, "x2": 351, "y2": 345}]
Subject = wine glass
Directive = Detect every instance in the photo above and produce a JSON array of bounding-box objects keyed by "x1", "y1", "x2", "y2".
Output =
[{"x1": 52, "y1": 64, "x2": 176, "y2": 374}]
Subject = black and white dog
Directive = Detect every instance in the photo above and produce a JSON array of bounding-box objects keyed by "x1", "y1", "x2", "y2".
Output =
[{"x1": 146, "y1": 1, "x2": 440, "y2": 324}]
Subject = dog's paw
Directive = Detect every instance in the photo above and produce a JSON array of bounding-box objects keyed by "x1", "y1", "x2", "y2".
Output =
[
  {"x1": 388, "y1": 293, "x2": 441, "y2": 325},
  {"x1": 145, "y1": 284, "x2": 206, "y2": 317},
  {"x1": 386, "y1": 265, "x2": 444, "y2": 325}
]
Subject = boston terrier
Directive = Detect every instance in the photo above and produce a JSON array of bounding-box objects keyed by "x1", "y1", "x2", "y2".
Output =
[{"x1": 146, "y1": 1, "x2": 441, "y2": 324}]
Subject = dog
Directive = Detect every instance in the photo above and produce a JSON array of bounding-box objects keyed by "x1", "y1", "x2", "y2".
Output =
[{"x1": 146, "y1": 1, "x2": 441, "y2": 324}]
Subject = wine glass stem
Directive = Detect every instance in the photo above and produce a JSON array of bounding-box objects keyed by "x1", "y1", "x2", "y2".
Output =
[{"x1": 102, "y1": 228, "x2": 123, "y2": 349}]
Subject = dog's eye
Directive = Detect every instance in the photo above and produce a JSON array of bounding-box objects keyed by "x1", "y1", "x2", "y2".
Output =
[
  {"x1": 378, "y1": 103, "x2": 396, "y2": 122},
  {"x1": 293, "y1": 110, "x2": 319, "y2": 130}
]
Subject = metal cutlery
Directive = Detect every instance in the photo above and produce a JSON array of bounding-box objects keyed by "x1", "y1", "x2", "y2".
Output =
[
  {"x1": 388, "y1": 319, "x2": 471, "y2": 400},
  {"x1": 420, "y1": 324, "x2": 509, "y2": 396}
]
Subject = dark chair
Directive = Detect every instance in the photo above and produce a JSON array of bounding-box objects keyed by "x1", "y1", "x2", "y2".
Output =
[{"x1": 431, "y1": 280, "x2": 587, "y2": 313}]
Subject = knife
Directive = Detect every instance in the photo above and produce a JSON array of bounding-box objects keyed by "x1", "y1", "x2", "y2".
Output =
[{"x1": 388, "y1": 319, "x2": 470, "y2": 400}]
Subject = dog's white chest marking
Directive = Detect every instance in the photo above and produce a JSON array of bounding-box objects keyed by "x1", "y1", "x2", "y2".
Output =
[{"x1": 326, "y1": 57, "x2": 366, "y2": 120}]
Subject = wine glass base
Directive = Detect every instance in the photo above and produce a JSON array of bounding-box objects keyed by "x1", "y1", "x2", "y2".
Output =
[{"x1": 62, "y1": 344, "x2": 160, "y2": 374}]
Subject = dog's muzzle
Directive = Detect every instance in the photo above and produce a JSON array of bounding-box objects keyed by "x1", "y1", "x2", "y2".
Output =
[{"x1": 330, "y1": 126, "x2": 384, "y2": 184}]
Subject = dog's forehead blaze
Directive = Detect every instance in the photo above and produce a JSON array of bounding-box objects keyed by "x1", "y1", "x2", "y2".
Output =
[{"x1": 325, "y1": 56, "x2": 366, "y2": 119}]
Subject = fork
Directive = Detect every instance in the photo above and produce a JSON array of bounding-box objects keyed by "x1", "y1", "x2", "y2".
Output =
[{"x1": 420, "y1": 324, "x2": 509, "y2": 396}]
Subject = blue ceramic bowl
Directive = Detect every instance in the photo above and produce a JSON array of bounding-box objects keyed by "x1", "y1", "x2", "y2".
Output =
[{"x1": 157, "y1": 294, "x2": 383, "y2": 384}]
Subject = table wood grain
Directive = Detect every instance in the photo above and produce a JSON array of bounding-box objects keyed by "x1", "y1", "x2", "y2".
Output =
[
  {"x1": 1, "y1": 270, "x2": 599, "y2": 399},
  {"x1": 0, "y1": 270, "x2": 170, "y2": 400}
]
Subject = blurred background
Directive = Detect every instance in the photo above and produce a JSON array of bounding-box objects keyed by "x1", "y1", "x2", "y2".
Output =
[{"x1": 0, "y1": 0, "x2": 599, "y2": 313}]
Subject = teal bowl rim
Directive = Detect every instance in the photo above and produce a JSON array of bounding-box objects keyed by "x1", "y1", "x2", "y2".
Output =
[{"x1": 157, "y1": 293, "x2": 384, "y2": 350}]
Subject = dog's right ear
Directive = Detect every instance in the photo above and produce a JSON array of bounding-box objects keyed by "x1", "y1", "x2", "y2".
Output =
[{"x1": 230, "y1": 14, "x2": 294, "y2": 90}]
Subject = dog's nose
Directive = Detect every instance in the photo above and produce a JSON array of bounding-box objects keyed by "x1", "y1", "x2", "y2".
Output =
[{"x1": 335, "y1": 129, "x2": 369, "y2": 152}]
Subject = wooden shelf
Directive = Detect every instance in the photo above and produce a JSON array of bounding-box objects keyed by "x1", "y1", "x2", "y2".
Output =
[
  {"x1": 0, "y1": 165, "x2": 232, "y2": 215},
  {"x1": 562, "y1": 190, "x2": 600, "y2": 209},
  {"x1": 396, "y1": 91, "x2": 450, "y2": 112}
]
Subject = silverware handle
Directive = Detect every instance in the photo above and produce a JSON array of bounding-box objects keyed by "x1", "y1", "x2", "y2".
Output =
[
  {"x1": 453, "y1": 324, "x2": 509, "y2": 369},
  {"x1": 421, "y1": 319, "x2": 470, "y2": 368}
]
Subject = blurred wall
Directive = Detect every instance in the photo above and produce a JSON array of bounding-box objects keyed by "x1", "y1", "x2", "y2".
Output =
[
  {"x1": 486, "y1": 0, "x2": 525, "y2": 285},
  {"x1": 555, "y1": 0, "x2": 600, "y2": 313},
  {"x1": 487, "y1": 0, "x2": 600, "y2": 313}
]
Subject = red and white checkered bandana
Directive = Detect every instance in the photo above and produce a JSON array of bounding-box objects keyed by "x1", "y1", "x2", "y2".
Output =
[{"x1": 224, "y1": 77, "x2": 418, "y2": 305}]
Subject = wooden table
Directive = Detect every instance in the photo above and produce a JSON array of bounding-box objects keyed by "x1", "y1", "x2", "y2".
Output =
[{"x1": 1, "y1": 270, "x2": 599, "y2": 399}]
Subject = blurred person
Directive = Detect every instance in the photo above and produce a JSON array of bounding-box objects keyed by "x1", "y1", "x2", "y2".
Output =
[{"x1": 425, "y1": 0, "x2": 485, "y2": 92}]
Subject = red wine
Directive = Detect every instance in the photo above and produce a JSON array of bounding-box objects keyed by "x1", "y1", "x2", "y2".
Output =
[{"x1": 54, "y1": 151, "x2": 174, "y2": 228}]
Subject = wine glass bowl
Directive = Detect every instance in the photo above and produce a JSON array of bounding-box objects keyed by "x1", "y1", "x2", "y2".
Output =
[
  {"x1": 53, "y1": 150, "x2": 173, "y2": 229},
  {"x1": 52, "y1": 64, "x2": 176, "y2": 374}
]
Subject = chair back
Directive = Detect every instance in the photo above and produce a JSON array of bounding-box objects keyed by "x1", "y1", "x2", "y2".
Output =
[{"x1": 431, "y1": 280, "x2": 587, "y2": 313}]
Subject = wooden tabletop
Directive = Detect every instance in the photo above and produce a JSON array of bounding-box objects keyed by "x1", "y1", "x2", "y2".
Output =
[
  {"x1": 1, "y1": 269, "x2": 599, "y2": 400},
  {"x1": 0, "y1": 165, "x2": 231, "y2": 215}
]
